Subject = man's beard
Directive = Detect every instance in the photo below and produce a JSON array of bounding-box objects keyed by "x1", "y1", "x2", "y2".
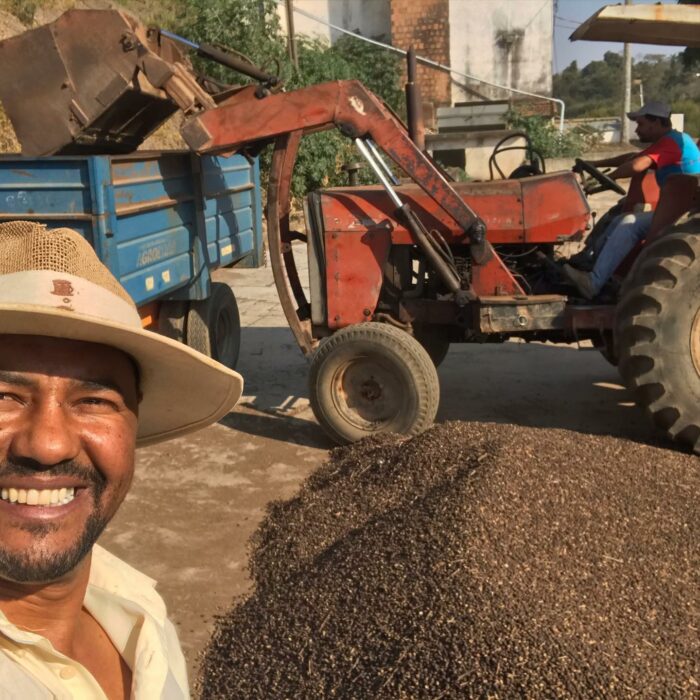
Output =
[{"x1": 0, "y1": 458, "x2": 109, "y2": 583}]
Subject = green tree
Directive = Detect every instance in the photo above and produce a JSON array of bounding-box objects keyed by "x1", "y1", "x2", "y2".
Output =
[
  {"x1": 678, "y1": 0, "x2": 700, "y2": 72},
  {"x1": 284, "y1": 35, "x2": 404, "y2": 198},
  {"x1": 173, "y1": 0, "x2": 286, "y2": 84},
  {"x1": 175, "y1": 1, "x2": 404, "y2": 200},
  {"x1": 553, "y1": 48, "x2": 700, "y2": 136}
]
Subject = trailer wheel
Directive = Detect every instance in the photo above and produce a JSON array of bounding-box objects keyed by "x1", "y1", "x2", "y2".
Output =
[
  {"x1": 309, "y1": 323, "x2": 440, "y2": 444},
  {"x1": 187, "y1": 282, "x2": 241, "y2": 370},
  {"x1": 413, "y1": 323, "x2": 451, "y2": 367},
  {"x1": 158, "y1": 300, "x2": 188, "y2": 343},
  {"x1": 616, "y1": 224, "x2": 700, "y2": 453}
]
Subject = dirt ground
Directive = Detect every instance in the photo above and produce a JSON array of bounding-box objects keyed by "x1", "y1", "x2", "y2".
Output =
[{"x1": 98, "y1": 189, "x2": 665, "y2": 685}]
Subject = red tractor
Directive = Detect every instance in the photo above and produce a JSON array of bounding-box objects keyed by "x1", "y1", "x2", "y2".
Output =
[{"x1": 1, "y1": 7, "x2": 698, "y2": 452}]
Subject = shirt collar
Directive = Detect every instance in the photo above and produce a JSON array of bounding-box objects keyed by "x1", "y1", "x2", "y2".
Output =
[
  {"x1": 0, "y1": 543, "x2": 167, "y2": 644},
  {"x1": 87, "y1": 544, "x2": 167, "y2": 624}
]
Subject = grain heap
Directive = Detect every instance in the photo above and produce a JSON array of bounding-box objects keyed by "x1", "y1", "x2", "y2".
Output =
[{"x1": 199, "y1": 422, "x2": 698, "y2": 699}]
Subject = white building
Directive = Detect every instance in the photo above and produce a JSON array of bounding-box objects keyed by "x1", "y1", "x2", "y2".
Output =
[{"x1": 279, "y1": 1, "x2": 553, "y2": 106}]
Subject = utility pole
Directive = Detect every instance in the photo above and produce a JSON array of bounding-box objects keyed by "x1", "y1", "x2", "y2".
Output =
[
  {"x1": 284, "y1": 0, "x2": 299, "y2": 71},
  {"x1": 621, "y1": 0, "x2": 632, "y2": 142}
]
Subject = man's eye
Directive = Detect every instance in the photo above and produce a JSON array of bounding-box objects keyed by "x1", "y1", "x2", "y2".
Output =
[
  {"x1": 78, "y1": 397, "x2": 119, "y2": 411},
  {"x1": 0, "y1": 392, "x2": 23, "y2": 410}
]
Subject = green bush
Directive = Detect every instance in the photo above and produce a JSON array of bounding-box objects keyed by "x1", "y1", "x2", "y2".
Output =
[
  {"x1": 7, "y1": 0, "x2": 37, "y2": 25},
  {"x1": 506, "y1": 112, "x2": 600, "y2": 159},
  {"x1": 672, "y1": 99, "x2": 700, "y2": 139}
]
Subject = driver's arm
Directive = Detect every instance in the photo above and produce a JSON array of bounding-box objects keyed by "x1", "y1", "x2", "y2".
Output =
[
  {"x1": 589, "y1": 152, "x2": 638, "y2": 168},
  {"x1": 608, "y1": 154, "x2": 654, "y2": 180}
]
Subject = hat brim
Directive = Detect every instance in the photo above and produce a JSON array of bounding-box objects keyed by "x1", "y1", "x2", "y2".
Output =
[{"x1": 0, "y1": 305, "x2": 243, "y2": 446}]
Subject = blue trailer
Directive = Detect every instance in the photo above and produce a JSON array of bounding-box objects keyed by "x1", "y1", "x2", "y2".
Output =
[{"x1": 0, "y1": 150, "x2": 263, "y2": 368}]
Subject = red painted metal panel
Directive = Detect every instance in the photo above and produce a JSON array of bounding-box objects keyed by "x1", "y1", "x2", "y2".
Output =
[
  {"x1": 317, "y1": 172, "x2": 589, "y2": 246},
  {"x1": 520, "y1": 173, "x2": 590, "y2": 243},
  {"x1": 317, "y1": 182, "x2": 518, "y2": 244},
  {"x1": 325, "y1": 228, "x2": 392, "y2": 329},
  {"x1": 471, "y1": 253, "x2": 525, "y2": 296}
]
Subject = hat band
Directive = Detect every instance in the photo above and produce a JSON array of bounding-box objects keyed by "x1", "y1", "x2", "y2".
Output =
[{"x1": 0, "y1": 270, "x2": 140, "y2": 327}]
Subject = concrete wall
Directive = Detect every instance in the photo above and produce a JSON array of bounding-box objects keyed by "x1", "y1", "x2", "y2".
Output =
[
  {"x1": 448, "y1": 0, "x2": 553, "y2": 103},
  {"x1": 427, "y1": 130, "x2": 527, "y2": 181},
  {"x1": 279, "y1": 0, "x2": 391, "y2": 44}
]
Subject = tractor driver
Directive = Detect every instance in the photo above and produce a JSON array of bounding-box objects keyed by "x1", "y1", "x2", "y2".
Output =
[{"x1": 563, "y1": 101, "x2": 700, "y2": 299}]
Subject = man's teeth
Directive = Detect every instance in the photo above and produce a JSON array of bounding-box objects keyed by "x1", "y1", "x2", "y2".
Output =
[{"x1": 0, "y1": 487, "x2": 76, "y2": 506}]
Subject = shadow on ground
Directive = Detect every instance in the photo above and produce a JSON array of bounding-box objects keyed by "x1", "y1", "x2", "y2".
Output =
[
  {"x1": 219, "y1": 411, "x2": 334, "y2": 450},
  {"x1": 224, "y1": 326, "x2": 663, "y2": 450}
]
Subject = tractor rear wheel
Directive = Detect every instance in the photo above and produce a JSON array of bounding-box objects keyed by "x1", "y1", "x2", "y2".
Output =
[
  {"x1": 616, "y1": 223, "x2": 700, "y2": 453},
  {"x1": 187, "y1": 282, "x2": 241, "y2": 370},
  {"x1": 309, "y1": 322, "x2": 440, "y2": 444}
]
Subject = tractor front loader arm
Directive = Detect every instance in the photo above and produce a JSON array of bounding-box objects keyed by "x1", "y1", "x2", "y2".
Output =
[{"x1": 182, "y1": 80, "x2": 483, "y2": 241}]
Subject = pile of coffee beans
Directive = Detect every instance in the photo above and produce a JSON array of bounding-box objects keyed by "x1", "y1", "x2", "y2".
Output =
[{"x1": 199, "y1": 422, "x2": 698, "y2": 698}]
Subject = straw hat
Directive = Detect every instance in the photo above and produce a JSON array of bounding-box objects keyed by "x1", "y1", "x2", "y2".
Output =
[{"x1": 0, "y1": 221, "x2": 243, "y2": 446}]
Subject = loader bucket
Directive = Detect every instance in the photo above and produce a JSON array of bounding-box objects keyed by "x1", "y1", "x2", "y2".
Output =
[{"x1": 0, "y1": 9, "x2": 181, "y2": 156}]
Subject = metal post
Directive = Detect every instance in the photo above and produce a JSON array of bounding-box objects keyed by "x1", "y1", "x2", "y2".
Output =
[
  {"x1": 284, "y1": 0, "x2": 299, "y2": 71},
  {"x1": 405, "y1": 46, "x2": 425, "y2": 150},
  {"x1": 621, "y1": 0, "x2": 632, "y2": 143}
]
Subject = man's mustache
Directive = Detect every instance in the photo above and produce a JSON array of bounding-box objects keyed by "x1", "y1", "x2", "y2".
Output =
[{"x1": 0, "y1": 458, "x2": 107, "y2": 489}]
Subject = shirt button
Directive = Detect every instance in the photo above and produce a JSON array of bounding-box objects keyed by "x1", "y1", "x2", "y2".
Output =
[{"x1": 59, "y1": 666, "x2": 77, "y2": 680}]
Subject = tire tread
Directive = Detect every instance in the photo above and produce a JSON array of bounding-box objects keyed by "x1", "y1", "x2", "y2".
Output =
[{"x1": 616, "y1": 229, "x2": 700, "y2": 453}]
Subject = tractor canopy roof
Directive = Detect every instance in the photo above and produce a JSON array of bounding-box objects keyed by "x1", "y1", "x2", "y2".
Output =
[{"x1": 571, "y1": 3, "x2": 700, "y2": 49}]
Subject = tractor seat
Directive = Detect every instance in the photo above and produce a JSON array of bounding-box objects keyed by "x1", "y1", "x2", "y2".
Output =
[{"x1": 647, "y1": 174, "x2": 700, "y2": 239}]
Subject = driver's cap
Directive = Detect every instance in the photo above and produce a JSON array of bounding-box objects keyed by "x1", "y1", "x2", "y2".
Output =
[{"x1": 627, "y1": 101, "x2": 671, "y2": 120}]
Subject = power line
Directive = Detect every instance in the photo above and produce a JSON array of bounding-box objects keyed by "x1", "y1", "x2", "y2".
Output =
[
  {"x1": 555, "y1": 14, "x2": 583, "y2": 25},
  {"x1": 554, "y1": 16, "x2": 579, "y2": 29}
]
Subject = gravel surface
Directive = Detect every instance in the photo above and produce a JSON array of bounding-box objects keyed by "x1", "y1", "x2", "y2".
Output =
[{"x1": 199, "y1": 422, "x2": 698, "y2": 699}]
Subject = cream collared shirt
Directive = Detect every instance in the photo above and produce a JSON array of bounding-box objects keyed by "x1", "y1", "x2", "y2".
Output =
[{"x1": 0, "y1": 545, "x2": 189, "y2": 699}]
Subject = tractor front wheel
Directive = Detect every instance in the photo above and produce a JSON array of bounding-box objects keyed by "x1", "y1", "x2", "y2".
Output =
[
  {"x1": 616, "y1": 224, "x2": 700, "y2": 453},
  {"x1": 309, "y1": 323, "x2": 440, "y2": 444}
]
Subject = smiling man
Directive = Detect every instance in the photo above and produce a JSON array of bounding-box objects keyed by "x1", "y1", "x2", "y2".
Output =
[{"x1": 0, "y1": 221, "x2": 243, "y2": 698}]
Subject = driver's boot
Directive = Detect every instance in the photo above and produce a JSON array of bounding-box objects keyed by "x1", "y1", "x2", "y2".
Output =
[
  {"x1": 562, "y1": 264, "x2": 596, "y2": 300},
  {"x1": 567, "y1": 247, "x2": 597, "y2": 271}
]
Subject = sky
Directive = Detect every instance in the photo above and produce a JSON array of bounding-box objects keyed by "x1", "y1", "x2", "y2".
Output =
[{"x1": 553, "y1": 0, "x2": 683, "y2": 73}]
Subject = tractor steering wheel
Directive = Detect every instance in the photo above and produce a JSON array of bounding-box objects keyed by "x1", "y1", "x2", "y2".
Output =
[{"x1": 574, "y1": 158, "x2": 626, "y2": 196}]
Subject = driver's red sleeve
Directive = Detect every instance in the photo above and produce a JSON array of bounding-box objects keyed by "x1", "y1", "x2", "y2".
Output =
[{"x1": 641, "y1": 136, "x2": 682, "y2": 169}]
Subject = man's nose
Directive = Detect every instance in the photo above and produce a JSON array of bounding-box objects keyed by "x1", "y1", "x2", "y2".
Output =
[{"x1": 9, "y1": 401, "x2": 81, "y2": 468}]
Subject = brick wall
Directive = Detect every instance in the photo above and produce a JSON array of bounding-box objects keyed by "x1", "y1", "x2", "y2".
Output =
[{"x1": 390, "y1": 0, "x2": 451, "y2": 124}]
